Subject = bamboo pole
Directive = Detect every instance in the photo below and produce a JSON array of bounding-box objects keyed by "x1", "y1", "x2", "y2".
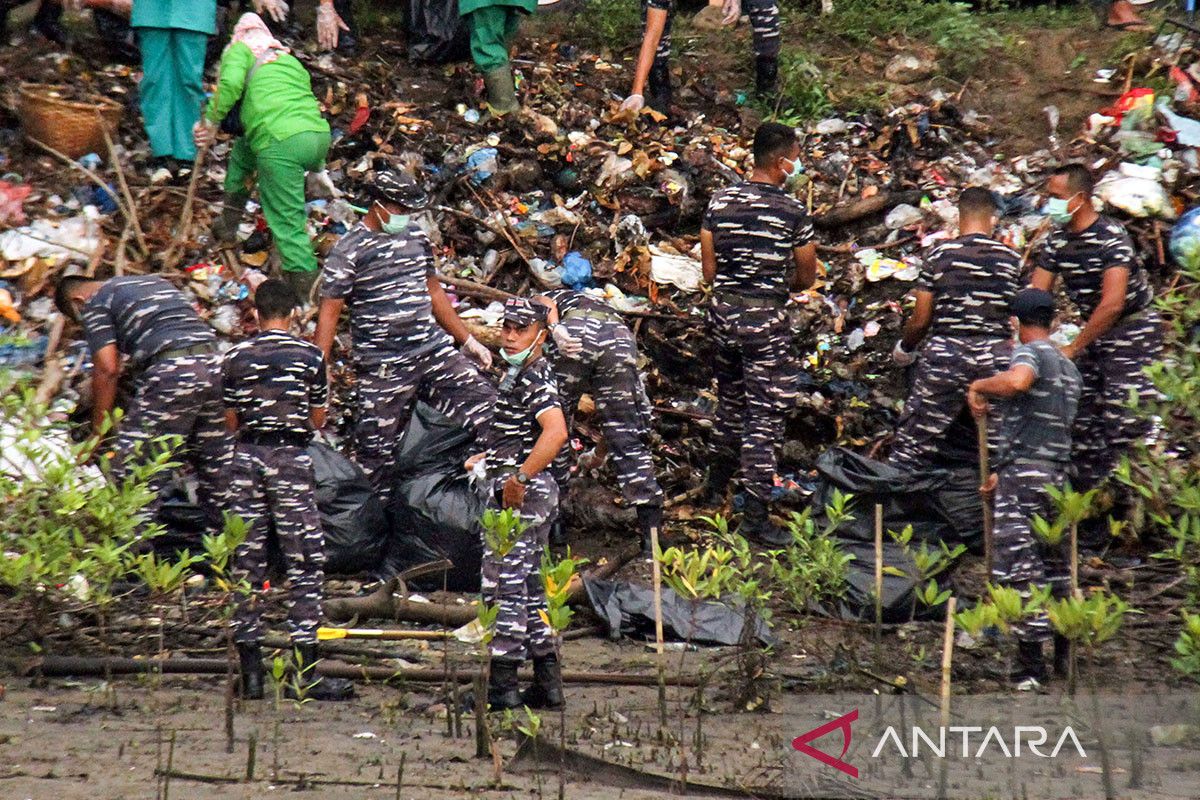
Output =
[
  {"x1": 976, "y1": 413, "x2": 993, "y2": 576},
  {"x1": 937, "y1": 596, "x2": 957, "y2": 800}
]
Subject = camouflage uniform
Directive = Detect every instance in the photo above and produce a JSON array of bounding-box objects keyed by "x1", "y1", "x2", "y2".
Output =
[
  {"x1": 991, "y1": 339, "x2": 1082, "y2": 642},
  {"x1": 542, "y1": 289, "x2": 661, "y2": 508},
  {"x1": 643, "y1": 0, "x2": 779, "y2": 67},
  {"x1": 890, "y1": 234, "x2": 1022, "y2": 470},
  {"x1": 476, "y1": 357, "x2": 561, "y2": 661},
  {"x1": 321, "y1": 223, "x2": 496, "y2": 501},
  {"x1": 702, "y1": 181, "x2": 814, "y2": 501},
  {"x1": 222, "y1": 330, "x2": 329, "y2": 646},
  {"x1": 1036, "y1": 216, "x2": 1162, "y2": 490},
  {"x1": 80, "y1": 276, "x2": 231, "y2": 525}
]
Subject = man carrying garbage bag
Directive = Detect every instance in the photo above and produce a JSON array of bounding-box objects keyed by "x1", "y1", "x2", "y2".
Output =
[
  {"x1": 536, "y1": 288, "x2": 664, "y2": 556},
  {"x1": 54, "y1": 274, "x2": 232, "y2": 528},
  {"x1": 195, "y1": 13, "x2": 330, "y2": 301},
  {"x1": 890, "y1": 187, "x2": 1021, "y2": 470},
  {"x1": 465, "y1": 297, "x2": 569, "y2": 711},
  {"x1": 459, "y1": 0, "x2": 533, "y2": 116},
  {"x1": 222, "y1": 279, "x2": 354, "y2": 702},
  {"x1": 314, "y1": 169, "x2": 496, "y2": 502},
  {"x1": 699, "y1": 121, "x2": 817, "y2": 546},
  {"x1": 620, "y1": 0, "x2": 780, "y2": 115},
  {"x1": 1031, "y1": 163, "x2": 1163, "y2": 492},
  {"x1": 967, "y1": 288, "x2": 1082, "y2": 690}
]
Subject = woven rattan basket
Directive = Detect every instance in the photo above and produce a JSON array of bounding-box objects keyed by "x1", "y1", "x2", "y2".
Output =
[{"x1": 17, "y1": 83, "x2": 124, "y2": 159}]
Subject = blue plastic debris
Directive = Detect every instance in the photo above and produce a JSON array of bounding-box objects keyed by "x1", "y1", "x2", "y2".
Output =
[
  {"x1": 561, "y1": 251, "x2": 592, "y2": 290},
  {"x1": 466, "y1": 148, "x2": 499, "y2": 184}
]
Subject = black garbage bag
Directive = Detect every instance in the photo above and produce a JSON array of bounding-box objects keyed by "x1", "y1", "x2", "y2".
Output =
[
  {"x1": 583, "y1": 578, "x2": 777, "y2": 647},
  {"x1": 408, "y1": 0, "x2": 469, "y2": 64},
  {"x1": 812, "y1": 447, "x2": 982, "y2": 551},
  {"x1": 384, "y1": 403, "x2": 485, "y2": 591},
  {"x1": 310, "y1": 441, "x2": 389, "y2": 576},
  {"x1": 817, "y1": 539, "x2": 929, "y2": 623}
]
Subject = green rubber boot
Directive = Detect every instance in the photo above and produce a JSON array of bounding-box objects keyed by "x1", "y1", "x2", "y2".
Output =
[{"x1": 483, "y1": 67, "x2": 519, "y2": 116}]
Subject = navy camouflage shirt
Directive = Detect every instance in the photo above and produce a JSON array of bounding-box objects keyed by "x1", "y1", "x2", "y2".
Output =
[
  {"x1": 81, "y1": 276, "x2": 214, "y2": 369},
  {"x1": 1036, "y1": 216, "x2": 1153, "y2": 318},
  {"x1": 488, "y1": 357, "x2": 561, "y2": 471},
  {"x1": 917, "y1": 233, "x2": 1021, "y2": 339},
  {"x1": 541, "y1": 288, "x2": 617, "y2": 319},
  {"x1": 222, "y1": 330, "x2": 328, "y2": 438},
  {"x1": 702, "y1": 181, "x2": 815, "y2": 301},
  {"x1": 997, "y1": 339, "x2": 1082, "y2": 465},
  {"x1": 319, "y1": 223, "x2": 449, "y2": 364}
]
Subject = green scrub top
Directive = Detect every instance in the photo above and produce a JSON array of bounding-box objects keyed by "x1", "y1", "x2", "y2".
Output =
[
  {"x1": 131, "y1": 0, "x2": 217, "y2": 34},
  {"x1": 205, "y1": 42, "x2": 330, "y2": 154}
]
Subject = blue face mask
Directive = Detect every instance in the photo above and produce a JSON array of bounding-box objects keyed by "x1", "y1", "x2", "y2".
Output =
[
  {"x1": 380, "y1": 213, "x2": 410, "y2": 234},
  {"x1": 782, "y1": 156, "x2": 804, "y2": 182},
  {"x1": 1045, "y1": 194, "x2": 1078, "y2": 225}
]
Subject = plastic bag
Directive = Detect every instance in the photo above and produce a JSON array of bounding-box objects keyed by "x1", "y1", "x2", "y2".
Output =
[
  {"x1": 583, "y1": 579, "x2": 777, "y2": 646},
  {"x1": 407, "y1": 0, "x2": 469, "y2": 64},
  {"x1": 311, "y1": 441, "x2": 389, "y2": 576},
  {"x1": 1170, "y1": 206, "x2": 1200, "y2": 270}
]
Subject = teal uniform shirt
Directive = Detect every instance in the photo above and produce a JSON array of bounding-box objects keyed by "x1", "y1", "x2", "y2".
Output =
[{"x1": 131, "y1": 0, "x2": 217, "y2": 34}]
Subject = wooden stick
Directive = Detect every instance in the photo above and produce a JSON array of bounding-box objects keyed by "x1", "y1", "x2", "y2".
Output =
[
  {"x1": 874, "y1": 504, "x2": 884, "y2": 636},
  {"x1": 937, "y1": 597, "x2": 956, "y2": 800},
  {"x1": 317, "y1": 626, "x2": 450, "y2": 642},
  {"x1": 976, "y1": 413, "x2": 993, "y2": 577},
  {"x1": 99, "y1": 120, "x2": 149, "y2": 258},
  {"x1": 164, "y1": 144, "x2": 209, "y2": 271}
]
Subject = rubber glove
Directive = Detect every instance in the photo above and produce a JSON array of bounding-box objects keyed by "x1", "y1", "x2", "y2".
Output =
[
  {"x1": 253, "y1": 0, "x2": 290, "y2": 23},
  {"x1": 722, "y1": 0, "x2": 741, "y2": 25},
  {"x1": 460, "y1": 335, "x2": 494, "y2": 369},
  {"x1": 620, "y1": 94, "x2": 645, "y2": 113},
  {"x1": 892, "y1": 340, "x2": 917, "y2": 367},
  {"x1": 192, "y1": 120, "x2": 215, "y2": 149},
  {"x1": 317, "y1": 1, "x2": 349, "y2": 50},
  {"x1": 551, "y1": 324, "x2": 584, "y2": 358}
]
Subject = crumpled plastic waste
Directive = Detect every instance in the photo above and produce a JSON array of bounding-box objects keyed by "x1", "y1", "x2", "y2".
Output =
[
  {"x1": 649, "y1": 246, "x2": 703, "y2": 292},
  {"x1": 529, "y1": 257, "x2": 564, "y2": 287},
  {"x1": 885, "y1": 203, "x2": 924, "y2": 230},
  {"x1": 561, "y1": 251, "x2": 592, "y2": 290},
  {"x1": 857, "y1": 249, "x2": 921, "y2": 282},
  {"x1": 0, "y1": 179, "x2": 33, "y2": 226},
  {"x1": 1156, "y1": 98, "x2": 1200, "y2": 147},
  {"x1": 1096, "y1": 164, "x2": 1176, "y2": 219},
  {"x1": 465, "y1": 147, "x2": 498, "y2": 184},
  {"x1": 1169, "y1": 206, "x2": 1200, "y2": 270},
  {"x1": 0, "y1": 216, "x2": 102, "y2": 262}
]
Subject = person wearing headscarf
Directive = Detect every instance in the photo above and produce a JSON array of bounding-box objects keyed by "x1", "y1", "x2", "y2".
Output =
[
  {"x1": 195, "y1": 13, "x2": 330, "y2": 300},
  {"x1": 131, "y1": 0, "x2": 217, "y2": 170}
]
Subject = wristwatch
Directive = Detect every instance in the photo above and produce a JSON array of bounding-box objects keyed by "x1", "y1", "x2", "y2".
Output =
[{"x1": 515, "y1": 471, "x2": 530, "y2": 485}]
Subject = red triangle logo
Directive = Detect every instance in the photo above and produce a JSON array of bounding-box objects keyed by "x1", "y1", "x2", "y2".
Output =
[{"x1": 792, "y1": 708, "x2": 859, "y2": 778}]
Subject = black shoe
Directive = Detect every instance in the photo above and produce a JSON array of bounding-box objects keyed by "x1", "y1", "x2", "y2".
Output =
[
  {"x1": 755, "y1": 56, "x2": 779, "y2": 99},
  {"x1": 520, "y1": 654, "x2": 564, "y2": 711},
  {"x1": 31, "y1": 1, "x2": 67, "y2": 46},
  {"x1": 237, "y1": 641, "x2": 264, "y2": 700},
  {"x1": 636, "y1": 504, "x2": 664, "y2": 558},
  {"x1": 647, "y1": 58, "x2": 672, "y2": 116},
  {"x1": 549, "y1": 517, "x2": 567, "y2": 547},
  {"x1": 487, "y1": 657, "x2": 523, "y2": 711},
  {"x1": 1053, "y1": 633, "x2": 1071, "y2": 678},
  {"x1": 1010, "y1": 639, "x2": 1048, "y2": 691},
  {"x1": 701, "y1": 449, "x2": 738, "y2": 507},
  {"x1": 741, "y1": 495, "x2": 790, "y2": 547},
  {"x1": 286, "y1": 643, "x2": 355, "y2": 702}
]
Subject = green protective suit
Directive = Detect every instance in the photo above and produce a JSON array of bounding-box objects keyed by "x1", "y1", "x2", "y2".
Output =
[
  {"x1": 131, "y1": 0, "x2": 217, "y2": 161},
  {"x1": 459, "y1": 0, "x2": 535, "y2": 73},
  {"x1": 206, "y1": 42, "x2": 331, "y2": 276}
]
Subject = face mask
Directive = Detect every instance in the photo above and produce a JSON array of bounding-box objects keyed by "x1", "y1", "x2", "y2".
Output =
[
  {"x1": 782, "y1": 157, "x2": 804, "y2": 182},
  {"x1": 1045, "y1": 194, "x2": 1077, "y2": 225},
  {"x1": 380, "y1": 213, "x2": 410, "y2": 234},
  {"x1": 500, "y1": 331, "x2": 544, "y2": 367}
]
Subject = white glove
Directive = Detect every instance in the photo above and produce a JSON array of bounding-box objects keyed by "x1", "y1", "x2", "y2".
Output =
[
  {"x1": 193, "y1": 120, "x2": 216, "y2": 149},
  {"x1": 253, "y1": 0, "x2": 291, "y2": 23},
  {"x1": 551, "y1": 324, "x2": 584, "y2": 358},
  {"x1": 461, "y1": 335, "x2": 493, "y2": 369},
  {"x1": 620, "y1": 94, "x2": 645, "y2": 113},
  {"x1": 892, "y1": 340, "x2": 917, "y2": 367},
  {"x1": 317, "y1": 2, "x2": 349, "y2": 50},
  {"x1": 721, "y1": 0, "x2": 741, "y2": 25}
]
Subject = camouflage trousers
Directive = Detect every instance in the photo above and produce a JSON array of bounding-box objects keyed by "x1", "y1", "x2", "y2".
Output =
[
  {"x1": 1071, "y1": 312, "x2": 1163, "y2": 491},
  {"x1": 115, "y1": 353, "x2": 232, "y2": 528},
  {"x1": 710, "y1": 300, "x2": 798, "y2": 502},
  {"x1": 890, "y1": 335, "x2": 1012, "y2": 471},
  {"x1": 550, "y1": 314, "x2": 662, "y2": 508},
  {"x1": 353, "y1": 341, "x2": 496, "y2": 502},
  {"x1": 230, "y1": 442, "x2": 325, "y2": 645},
  {"x1": 643, "y1": 0, "x2": 780, "y2": 63},
  {"x1": 477, "y1": 471, "x2": 559, "y2": 661},
  {"x1": 991, "y1": 459, "x2": 1071, "y2": 643}
]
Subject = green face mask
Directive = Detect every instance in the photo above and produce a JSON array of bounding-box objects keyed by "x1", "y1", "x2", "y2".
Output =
[
  {"x1": 501, "y1": 340, "x2": 537, "y2": 367},
  {"x1": 1045, "y1": 194, "x2": 1078, "y2": 225},
  {"x1": 782, "y1": 156, "x2": 804, "y2": 181},
  {"x1": 380, "y1": 213, "x2": 410, "y2": 234}
]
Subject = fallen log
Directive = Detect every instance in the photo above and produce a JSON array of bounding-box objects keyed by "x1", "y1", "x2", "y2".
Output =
[
  {"x1": 16, "y1": 655, "x2": 702, "y2": 687},
  {"x1": 814, "y1": 189, "x2": 925, "y2": 230},
  {"x1": 324, "y1": 543, "x2": 640, "y2": 624}
]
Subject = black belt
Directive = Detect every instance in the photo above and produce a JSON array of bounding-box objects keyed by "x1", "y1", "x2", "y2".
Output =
[
  {"x1": 714, "y1": 294, "x2": 785, "y2": 309},
  {"x1": 238, "y1": 430, "x2": 313, "y2": 448},
  {"x1": 152, "y1": 343, "x2": 215, "y2": 364}
]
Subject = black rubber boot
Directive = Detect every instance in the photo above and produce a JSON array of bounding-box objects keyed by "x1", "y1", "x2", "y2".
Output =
[
  {"x1": 31, "y1": 1, "x2": 67, "y2": 46},
  {"x1": 1053, "y1": 633, "x2": 1071, "y2": 678},
  {"x1": 487, "y1": 657, "x2": 523, "y2": 711},
  {"x1": 549, "y1": 516, "x2": 567, "y2": 547},
  {"x1": 287, "y1": 643, "x2": 355, "y2": 701},
  {"x1": 647, "y1": 58, "x2": 672, "y2": 116},
  {"x1": 333, "y1": 0, "x2": 358, "y2": 53},
  {"x1": 282, "y1": 269, "x2": 320, "y2": 306},
  {"x1": 237, "y1": 642, "x2": 264, "y2": 700},
  {"x1": 701, "y1": 449, "x2": 738, "y2": 507},
  {"x1": 1010, "y1": 639, "x2": 1047, "y2": 688},
  {"x1": 741, "y1": 495, "x2": 790, "y2": 547},
  {"x1": 755, "y1": 55, "x2": 779, "y2": 99},
  {"x1": 520, "y1": 653, "x2": 564, "y2": 711},
  {"x1": 636, "y1": 504, "x2": 664, "y2": 558},
  {"x1": 211, "y1": 195, "x2": 244, "y2": 245}
]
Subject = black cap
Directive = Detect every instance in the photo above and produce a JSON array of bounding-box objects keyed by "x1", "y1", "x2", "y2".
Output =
[
  {"x1": 368, "y1": 169, "x2": 430, "y2": 210},
  {"x1": 1011, "y1": 288, "x2": 1055, "y2": 325},
  {"x1": 503, "y1": 297, "x2": 549, "y2": 326}
]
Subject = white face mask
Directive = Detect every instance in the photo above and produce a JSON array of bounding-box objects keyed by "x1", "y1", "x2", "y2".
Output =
[{"x1": 781, "y1": 156, "x2": 804, "y2": 182}]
